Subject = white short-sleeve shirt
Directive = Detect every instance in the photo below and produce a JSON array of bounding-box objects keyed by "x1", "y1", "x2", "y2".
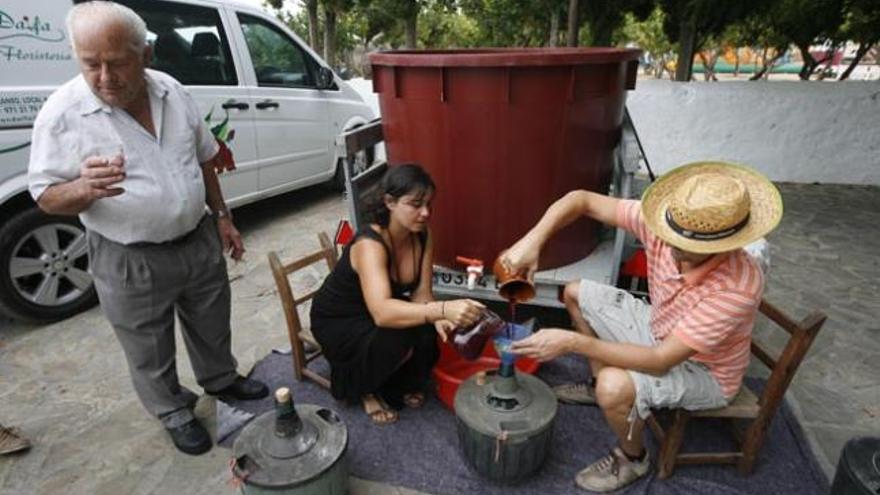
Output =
[{"x1": 28, "y1": 69, "x2": 219, "y2": 244}]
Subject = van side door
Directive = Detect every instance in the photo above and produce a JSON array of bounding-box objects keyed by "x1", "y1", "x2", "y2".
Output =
[
  {"x1": 118, "y1": 0, "x2": 259, "y2": 205},
  {"x1": 229, "y1": 11, "x2": 332, "y2": 192}
]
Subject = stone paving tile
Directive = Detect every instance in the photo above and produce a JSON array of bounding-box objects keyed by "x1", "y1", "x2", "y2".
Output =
[
  {"x1": 759, "y1": 182, "x2": 880, "y2": 478},
  {"x1": 1, "y1": 182, "x2": 878, "y2": 493}
]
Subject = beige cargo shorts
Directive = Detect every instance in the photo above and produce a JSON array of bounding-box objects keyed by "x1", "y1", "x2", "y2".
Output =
[{"x1": 577, "y1": 279, "x2": 728, "y2": 424}]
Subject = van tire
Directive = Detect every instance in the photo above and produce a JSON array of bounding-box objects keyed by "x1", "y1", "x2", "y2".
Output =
[
  {"x1": 331, "y1": 145, "x2": 375, "y2": 191},
  {"x1": 0, "y1": 208, "x2": 98, "y2": 322}
]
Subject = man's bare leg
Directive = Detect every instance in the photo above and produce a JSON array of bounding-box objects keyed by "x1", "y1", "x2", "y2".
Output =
[
  {"x1": 576, "y1": 367, "x2": 650, "y2": 492},
  {"x1": 595, "y1": 367, "x2": 644, "y2": 457}
]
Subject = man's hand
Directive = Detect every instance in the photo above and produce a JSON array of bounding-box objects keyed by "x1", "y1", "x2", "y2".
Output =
[
  {"x1": 499, "y1": 233, "x2": 541, "y2": 281},
  {"x1": 217, "y1": 217, "x2": 245, "y2": 261},
  {"x1": 510, "y1": 328, "x2": 576, "y2": 362},
  {"x1": 434, "y1": 319, "x2": 455, "y2": 343},
  {"x1": 78, "y1": 155, "x2": 126, "y2": 200}
]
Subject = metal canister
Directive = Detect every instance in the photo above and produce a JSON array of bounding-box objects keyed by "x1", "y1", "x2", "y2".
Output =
[
  {"x1": 232, "y1": 388, "x2": 348, "y2": 494},
  {"x1": 454, "y1": 364, "x2": 557, "y2": 483}
]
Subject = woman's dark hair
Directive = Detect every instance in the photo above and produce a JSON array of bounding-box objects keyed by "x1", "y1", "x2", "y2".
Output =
[{"x1": 364, "y1": 163, "x2": 435, "y2": 227}]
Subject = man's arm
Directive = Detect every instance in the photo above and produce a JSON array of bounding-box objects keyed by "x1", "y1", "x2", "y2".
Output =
[
  {"x1": 511, "y1": 328, "x2": 696, "y2": 376},
  {"x1": 201, "y1": 155, "x2": 244, "y2": 260},
  {"x1": 502, "y1": 191, "x2": 621, "y2": 277},
  {"x1": 37, "y1": 156, "x2": 126, "y2": 215}
]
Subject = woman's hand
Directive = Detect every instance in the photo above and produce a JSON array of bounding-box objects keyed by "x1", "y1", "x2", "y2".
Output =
[
  {"x1": 434, "y1": 319, "x2": 455, "y2": 342},
  {"x1": 442, "y1": 299, "x2": 485, "y2": 327}
]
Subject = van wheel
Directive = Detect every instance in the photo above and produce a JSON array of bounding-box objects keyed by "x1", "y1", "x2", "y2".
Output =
[
  {"x1": 332, "y1": 145, "x2": 375, "y2": 191},
  {"x1": 0, "y1": 208, "x2": 98, "y2": 322}
]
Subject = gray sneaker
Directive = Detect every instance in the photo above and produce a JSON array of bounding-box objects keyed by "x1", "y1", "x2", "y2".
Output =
[
  {"x1": 553, "y1": 382, "x2": 597, "y2": 405},
  {"x1": 575, "y1": 447, "x2": 650, "y2": 492},
  {"x1": 0, "y1": 425, "x2": 31, "y2": 455}
]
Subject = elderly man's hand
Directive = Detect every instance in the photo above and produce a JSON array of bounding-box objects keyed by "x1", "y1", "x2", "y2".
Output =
[
  {"x1": 78, "y1": 155, "x2": 126, "y2": 200},
  {"x1": 510, "y1": 328, "x2": 575, "y2": 362},
  {"x1": 217, "y1": 217, "x2": 245, "y2": 261}
]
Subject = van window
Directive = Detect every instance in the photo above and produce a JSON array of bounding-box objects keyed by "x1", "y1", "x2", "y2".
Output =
[
  {"x1": 238, "y1": 14, "x2": 317, "y2": 88},
  {"x1": 117, "y1": 0, "x2": 237, "y2": 85}
]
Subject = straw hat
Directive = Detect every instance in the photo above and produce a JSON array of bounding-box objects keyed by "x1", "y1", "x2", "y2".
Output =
[{"x1": 641, "y1": 161, "x2": 783, "y2": 254}]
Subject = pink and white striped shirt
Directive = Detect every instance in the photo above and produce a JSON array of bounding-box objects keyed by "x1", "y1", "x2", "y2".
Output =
[{"x1": 617, "y1": 200, "x2": 764, "y2": 398}]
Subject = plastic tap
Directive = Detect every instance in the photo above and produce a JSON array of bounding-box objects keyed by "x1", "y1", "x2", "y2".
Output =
[{"x1": 455, "y1": 256, "x2": 484, "y2": 290}]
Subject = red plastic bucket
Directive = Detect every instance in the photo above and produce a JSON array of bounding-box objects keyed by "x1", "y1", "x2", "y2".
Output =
[
  {"x1": 370, "y1": 48, "x2": 641, "y2": 269},
  {"x1": 433, "y1": 337, "x2": 540, "y2": 410}
]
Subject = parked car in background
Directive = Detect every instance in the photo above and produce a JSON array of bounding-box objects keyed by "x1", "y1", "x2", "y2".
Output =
[{"x1": 0, "y1": 0, "x2": 375, "y2": 321}]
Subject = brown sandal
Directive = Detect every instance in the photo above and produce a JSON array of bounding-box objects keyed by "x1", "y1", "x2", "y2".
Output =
[
  {"x1": 402, "y1": 392, "x2": 426, "y2": 409},
  {"x1": 362, "y1": 395, "x2": 398, "y2": 425}
]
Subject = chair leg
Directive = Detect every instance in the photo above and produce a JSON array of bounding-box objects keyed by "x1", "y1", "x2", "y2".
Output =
[
  {"x1": 647, "y1": 415, "x2": 665, "y2": 443},
  {"x1": 290, "y1": 336, "x2": 306, "y2": 382},
  {"x1": 657, "y1": 409, "x2": 690, "y2": 479},
  {"x1": 737, "y1": 418, "x2": 768, "y2": 475}
]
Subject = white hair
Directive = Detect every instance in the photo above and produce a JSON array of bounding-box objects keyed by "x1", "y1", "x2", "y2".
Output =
[{"x1": 66, "y1": 1, "x2": 148, "y2": 54}]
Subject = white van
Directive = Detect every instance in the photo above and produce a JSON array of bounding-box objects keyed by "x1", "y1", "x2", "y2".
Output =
[{"x1": 0, "y1": 0, "x2": 375, "y2": 321}]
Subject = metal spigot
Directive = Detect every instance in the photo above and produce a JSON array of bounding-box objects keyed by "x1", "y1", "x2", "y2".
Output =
[{"x1": 456, "y1": 256, "x2": 484, "y2": 290}]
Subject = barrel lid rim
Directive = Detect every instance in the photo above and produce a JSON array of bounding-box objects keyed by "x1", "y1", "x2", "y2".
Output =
[
  {"x1": 232, "y1": 405, "x2": 348, "y2": 488},
  {"x1": 232, "y1": 447, "x2": 348, "y2": 489},
  {"x1": 369, "y1": 47, "x2": 642, "y2": 67}
]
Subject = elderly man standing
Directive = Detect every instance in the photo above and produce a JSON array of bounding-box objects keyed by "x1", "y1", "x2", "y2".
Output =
[
  {"x1": 28, "y1": 1, "x2": 267, "y2": 455},
  {"x1": 502, "y1": 162, "x2": 782, "y2": 491}
]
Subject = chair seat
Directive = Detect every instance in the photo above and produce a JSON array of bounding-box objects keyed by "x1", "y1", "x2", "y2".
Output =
[{"x1": 692, "y1": 386, "x2": 759, "y2": 419}]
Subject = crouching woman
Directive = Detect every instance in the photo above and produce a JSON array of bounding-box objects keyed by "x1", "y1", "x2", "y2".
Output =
[{"x1": 310, "y1": 164, "x2": 484, "y2": 424}]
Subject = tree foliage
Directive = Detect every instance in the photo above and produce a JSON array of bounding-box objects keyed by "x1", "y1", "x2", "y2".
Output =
[
  {"x1": 265, "y1": 0, "x2": 872, "y2": 82},
  {"x1": 619, "y1": 7, "x2": 675, "y2": 79},
  {"x1": 835, "y1": 0, "x2": 880, "y2": 79}
]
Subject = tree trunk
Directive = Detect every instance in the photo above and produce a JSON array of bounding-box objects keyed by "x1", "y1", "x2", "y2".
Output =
[
  {"x1": 674, "y1": 17, "x2": 697, "y2": 81},
  {"x1": 404, "y1": 9, "x2": 418, "y2": 48},
  {"x1": 323, "y1": 7, "x2": 337, "y2": 68},
  {"x1": 306, "y1": 0, "x2": 321, "y2": 54},
  {"x1": 566, "y1": 0, "x2": 579, "y2": 47},
  {"x1": 798, "y1": 45, "x2": 817, "y2": 80},
  {"x1": 733, "y1": 48, "x2": 740, "y2": 77},
  {"x1": 750, "y1": 47, "x2": 785, "y2": 81},
  {"x1": 699, "y1": 51, "x2": 718, "y2": 81},
  {"x1": 839, "y1": 42, "x2": 874, "y2": 80},
  {"x1": 549, "y1": 10, "x2": 560, "y2": 47}
]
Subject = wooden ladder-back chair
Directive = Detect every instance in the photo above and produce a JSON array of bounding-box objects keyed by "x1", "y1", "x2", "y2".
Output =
[
  {"x1": 267, "y1": 232, "x2": 338, "y2": 390},
  {"x1": 648, "y1": 298, "x2": 827, "y2": 478}
]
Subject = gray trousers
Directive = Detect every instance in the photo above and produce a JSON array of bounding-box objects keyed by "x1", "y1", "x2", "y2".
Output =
[{"x1": 87, "y1": 216, "x2": 238, "y2": 428}]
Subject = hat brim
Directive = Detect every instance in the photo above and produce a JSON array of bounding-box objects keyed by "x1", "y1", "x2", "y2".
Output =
[{"x1": 641, "y1": 161, "x2": 783, "y2": 254}]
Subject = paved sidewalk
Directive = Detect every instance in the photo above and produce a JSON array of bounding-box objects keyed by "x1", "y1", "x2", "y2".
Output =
[{"x1": 1, "y1": 182, "x2": 877, "y2": 494}]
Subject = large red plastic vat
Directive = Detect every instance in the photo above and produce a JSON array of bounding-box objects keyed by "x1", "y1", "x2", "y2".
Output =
[{"x1": 370, "y1": 48, "x2": 641, "y2": 269}]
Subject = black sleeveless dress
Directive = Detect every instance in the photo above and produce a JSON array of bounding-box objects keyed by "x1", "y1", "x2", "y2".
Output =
[{"x1": 310, "y1": 229, "x2": 439, "y2": 408}]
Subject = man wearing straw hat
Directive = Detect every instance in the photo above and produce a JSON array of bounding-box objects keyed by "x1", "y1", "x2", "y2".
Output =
[{"x1": 503, "y1": 162, "x2": 783, "y2": 492}]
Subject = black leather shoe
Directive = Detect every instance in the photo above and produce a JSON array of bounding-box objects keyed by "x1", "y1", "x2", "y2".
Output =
[
  {"x1": 166, "y1": 419, "x2": 212, "y2": 455},
  {"x1": 207, "y1": 375, "x2": 269, "y2": 401}
]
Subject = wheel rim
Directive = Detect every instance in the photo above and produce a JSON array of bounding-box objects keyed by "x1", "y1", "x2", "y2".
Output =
[{"x1": 8, "y1": 223, "x2": 92, "y2": 307}]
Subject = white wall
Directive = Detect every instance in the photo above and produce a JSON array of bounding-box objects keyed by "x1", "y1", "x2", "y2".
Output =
[{"x1": 626, "y1": 80, "x2": 880, "y2": 185}]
